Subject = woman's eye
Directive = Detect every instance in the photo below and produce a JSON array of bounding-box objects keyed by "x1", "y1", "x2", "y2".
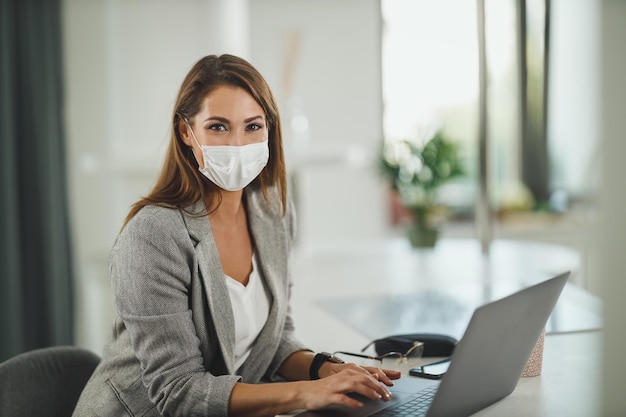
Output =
[
  {"x1": 247, "y1": 123, "x2": 263, "y2": 131},
  {"x1": 208, "y1": 123, "x2": 228, "y2": 131}
]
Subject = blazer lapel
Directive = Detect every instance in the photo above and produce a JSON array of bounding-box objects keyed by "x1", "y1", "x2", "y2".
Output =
[
  {"x1": 237, "y1": 191, "x2": 289, "y2": 382},
  {"x1": 181, "y1": 201, "x2": 237, "y2": 375}
]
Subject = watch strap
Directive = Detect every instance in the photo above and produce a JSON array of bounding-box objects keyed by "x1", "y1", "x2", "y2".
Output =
[{"x1": 309, "y1": 352, "x2": 344, "y2": 380}]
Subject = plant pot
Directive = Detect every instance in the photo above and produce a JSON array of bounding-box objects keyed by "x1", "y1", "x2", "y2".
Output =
[{"x1": 407, "y1": 225, "x2": 439, "y2": 248}]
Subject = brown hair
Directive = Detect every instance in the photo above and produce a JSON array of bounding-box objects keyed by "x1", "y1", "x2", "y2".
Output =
[{"x1": 121, "y1": 54, "x2": 287, "y2": 229}]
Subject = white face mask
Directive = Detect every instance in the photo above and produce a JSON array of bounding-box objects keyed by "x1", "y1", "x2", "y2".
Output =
[{"x1": 187, "y1": 124, "x2": 269, "y2": 191}]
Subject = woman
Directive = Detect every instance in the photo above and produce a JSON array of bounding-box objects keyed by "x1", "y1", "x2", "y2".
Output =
[{"x1": 73, "y1": 54, "x2": 400, "y2": 417}]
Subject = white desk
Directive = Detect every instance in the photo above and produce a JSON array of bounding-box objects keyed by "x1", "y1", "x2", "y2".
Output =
[{"x1": 283, "y1": 238, "x2": 602, "y2": 416}]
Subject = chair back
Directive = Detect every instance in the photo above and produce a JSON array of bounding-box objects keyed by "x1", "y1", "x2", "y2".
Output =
[{"x1": 0, "y1": 346, "x2": 100, "y2": 417}]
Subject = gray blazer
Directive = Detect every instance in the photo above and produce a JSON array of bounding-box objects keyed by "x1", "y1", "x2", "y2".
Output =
[{"x1": 73, "y1": 188, "x2": 309, "y2": 417}]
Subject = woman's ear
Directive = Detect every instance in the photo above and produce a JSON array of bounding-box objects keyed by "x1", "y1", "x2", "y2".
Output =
[{"x1": 178, "y1": 117, "x2": 194, "y2": 147}]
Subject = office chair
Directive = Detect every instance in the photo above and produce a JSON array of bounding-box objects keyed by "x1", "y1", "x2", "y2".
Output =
[{"x1": 0, "y1": 346, "x2": 100, "y2": 417}]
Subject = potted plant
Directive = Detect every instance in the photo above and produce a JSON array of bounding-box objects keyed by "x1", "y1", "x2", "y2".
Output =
[{"x1": 378, "y1": 130, "x2": 465, "y2": 248}]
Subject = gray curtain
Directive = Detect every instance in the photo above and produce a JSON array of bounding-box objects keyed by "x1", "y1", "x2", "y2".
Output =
[{"x1": 0, "y1": 0, "x2": 74, "y2": 362}]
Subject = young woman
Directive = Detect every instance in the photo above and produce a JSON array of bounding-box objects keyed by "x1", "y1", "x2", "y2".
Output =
[{"x1": 73, "y1": 54, "x2": 400, "y2": 417}]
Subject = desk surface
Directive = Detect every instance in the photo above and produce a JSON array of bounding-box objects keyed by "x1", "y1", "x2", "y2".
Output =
[{"x1": 285, "y1": 238, "x2": 602, "y2": 416}]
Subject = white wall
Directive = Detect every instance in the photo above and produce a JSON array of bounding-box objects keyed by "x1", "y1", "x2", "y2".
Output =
[{"x1": 248, "y1": 0, "x2": 388, "y2": 251}]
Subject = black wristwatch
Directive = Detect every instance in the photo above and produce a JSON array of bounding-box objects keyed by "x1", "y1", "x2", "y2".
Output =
[{"x1": 309, "y1": 352, "x2": 345, "y2": 380}]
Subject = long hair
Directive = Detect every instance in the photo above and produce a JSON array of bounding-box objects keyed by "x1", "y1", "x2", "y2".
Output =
[{"x1": 121, "y1": 54, "x2": 287, "y2": 230}]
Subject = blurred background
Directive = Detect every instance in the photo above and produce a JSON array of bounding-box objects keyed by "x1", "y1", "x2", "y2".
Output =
[{"x1": 1, "y1": 0, "x2": 624, "y2": 414}]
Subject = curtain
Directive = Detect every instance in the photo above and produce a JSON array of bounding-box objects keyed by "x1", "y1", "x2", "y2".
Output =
[{"x1": 0, "y1": 0, "x2": 74, "y2": 362}]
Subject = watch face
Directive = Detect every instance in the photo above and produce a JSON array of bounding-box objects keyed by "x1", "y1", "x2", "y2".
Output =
[{"x1": 324, "y1": 352, "x2": 345, "y2": 364}]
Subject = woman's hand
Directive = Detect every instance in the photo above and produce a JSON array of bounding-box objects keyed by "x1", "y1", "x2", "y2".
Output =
[
  {"x1": 298, "y1": 367, "x2": 397, "y2": 411},
  {"x1": 228, "y1": 363, "x2": 402, "y2": 416},
  {"x1": 318, "y1": 361, "x2": 402, "y2": 387}
]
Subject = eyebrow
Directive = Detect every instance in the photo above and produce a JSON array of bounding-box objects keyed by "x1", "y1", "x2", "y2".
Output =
[
  {"x1": 203, "y1": 115, "x2": 265, "y2": 124},
  {"x1": 245, "y1": 115, "x2": 265, "y2": 123}
]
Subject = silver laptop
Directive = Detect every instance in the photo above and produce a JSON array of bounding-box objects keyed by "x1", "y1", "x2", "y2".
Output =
[{"x1": 296, "y1": 271, "x2": 570, "y2": 417}]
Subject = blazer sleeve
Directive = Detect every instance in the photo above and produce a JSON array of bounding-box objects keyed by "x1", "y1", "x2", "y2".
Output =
[{"x1": 109, "y1": 207, "x2": 240, "y2": 417}]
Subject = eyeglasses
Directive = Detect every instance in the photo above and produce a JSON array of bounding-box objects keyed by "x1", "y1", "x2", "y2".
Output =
[{"x1": 334, "y1": 339, "x2": 424, "y2": 369}]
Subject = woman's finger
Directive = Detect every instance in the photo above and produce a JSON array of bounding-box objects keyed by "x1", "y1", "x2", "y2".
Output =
[
  {"x1": 362, "y1": 366, "x2": 402, "y2": 386},
  {"x1": 338, "y1": 370, "x2": 393, "y2": 401}
]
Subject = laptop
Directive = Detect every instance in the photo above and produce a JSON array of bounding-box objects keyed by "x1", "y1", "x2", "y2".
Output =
[{"x1": 296, "y1": 271, "x2": 570, "y2": 417}]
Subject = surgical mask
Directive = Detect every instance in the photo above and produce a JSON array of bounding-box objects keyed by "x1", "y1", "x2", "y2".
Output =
[{"x1": 187, "y1": 124, "x2": 269, "y2": 191}]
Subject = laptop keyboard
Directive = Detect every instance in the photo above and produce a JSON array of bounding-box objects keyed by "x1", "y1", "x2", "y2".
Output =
[{"x1": 371, "y1": 385, "x2": 438, "y2": 417}]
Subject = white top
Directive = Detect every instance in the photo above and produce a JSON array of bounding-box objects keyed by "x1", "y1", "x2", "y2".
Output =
[{"x1": 225, "y1": 253, "x2": 271, "y2": 372}]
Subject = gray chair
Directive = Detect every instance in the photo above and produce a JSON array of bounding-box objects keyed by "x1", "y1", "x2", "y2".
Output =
[{"x1": 0, "y1": 346, "x2": 100, "y2": 417}]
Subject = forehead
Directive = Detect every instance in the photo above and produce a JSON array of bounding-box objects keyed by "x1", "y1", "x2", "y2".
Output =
[{"x1": 198, "y1": 85, "x2": 264, "y2": 117}]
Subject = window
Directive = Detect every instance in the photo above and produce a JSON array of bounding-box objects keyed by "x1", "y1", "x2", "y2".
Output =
[{"x1": 381, "y1": 0, "x2": 576, "y2": 216}]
